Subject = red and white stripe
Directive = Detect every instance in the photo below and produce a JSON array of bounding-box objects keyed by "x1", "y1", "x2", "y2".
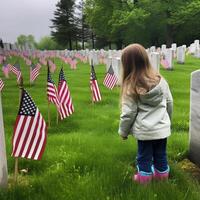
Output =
[
  {"x1": 103, "y1": 73, "x2": 118, "y2": 89},
  {"x1": 17, "y1": 71, "x2": 22, "y2": 83},
  {"x1": 11, "y1": 109, "x2": 47, "y2": 160},
  {"x1": 9, "y1": 65, "x2": 22, "y2": 82},
  {"x1": 30, "y1": 67, "x2": 40, "y2": 82},
  {"x1": 0, "y1": 79, "x2": 4, "y2": 92},
  {"x1": 90, "y1": 80, "x2": 101, "y2": 102},
  {"x1": 9, "y1": 65, "x2": 18, "y2": 76},
  {"x1": 47, "y1": 82, "x2": 60, "y2": 108},
  {"x1": 58, "y1": 80, "x2": 74, "y2": 120}
]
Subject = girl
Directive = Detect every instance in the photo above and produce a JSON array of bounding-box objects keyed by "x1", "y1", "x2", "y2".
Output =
[{"x1": 118, "y1": 44, "x2": 173, "y2": 184}]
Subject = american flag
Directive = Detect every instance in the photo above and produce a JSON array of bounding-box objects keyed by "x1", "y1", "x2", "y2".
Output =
[
  {"x1": 10, "y1": 63, "x2": 22, "y2": 83},
  {"x1": 47, "y1": 66, "x2": 60, "y2": 109},
  {"x1": 160, "y1": 56, "x2": 170, "y2": 69},
  {"x1": 58, "y1": 68, "x2": 74, "y2": 120},
  {"x1": 2, "y1": 63, "x2": 10, "y2": 78},
  {"x1": 48, "y1": 60, "x2": 56, "y2": 73},
  {"x1": 90, "y1": 64, "x2": 101, "y2": 102},
  {"x1": 11, "y1": 89, "x2": 47, "y2": 160},
  {"x1": 0, "y1": 78, "x2": 4, "y2": 92},
  {"x1": 103, "y1": 65, "x2": 118, "y2": 89},
  {"x1": 30, "y1": 63, "x2": 40, "y2": 82}
]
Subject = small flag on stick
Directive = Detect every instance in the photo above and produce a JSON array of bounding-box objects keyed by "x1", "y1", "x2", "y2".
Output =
[
  {"x1": 11, "y1": 89, "x2": 47, "y2": 160},
  {"x1": 58, "y1": 68, "x2": 74, "y2": 120},
  {"x1": 90, "y1": 64, "x2": 101, "y2": 102},
  {"x1": 10, "y1": 63, "x2": 22, "y2": 83},
  {"x1": 103, "y1": 65, "x2": 118, "y2": 89},
  {"x1": 47, "y1": 66, "x2": 60, "y2": 109},
  {"x1": 30, "y1": 63, "x2": 40, "y2": 82}
]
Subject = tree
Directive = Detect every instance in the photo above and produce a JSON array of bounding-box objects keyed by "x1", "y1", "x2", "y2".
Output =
[
  {"x1": 17, "y1": 34, "x2": 37, "y2": 48},
  {"x1": 76, "y1": 0, "x2": 91, "y2": 49},
  {"x1": 51, "y1": 0, "x2": 77, "y2": 50},
  {"x1": 37, "y1": 36, "x2": 61, "y2": 50}
]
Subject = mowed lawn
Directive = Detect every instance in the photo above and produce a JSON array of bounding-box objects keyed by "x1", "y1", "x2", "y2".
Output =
[{"x1": 0, "y1": 55, "x2": 200, "y2": 200}]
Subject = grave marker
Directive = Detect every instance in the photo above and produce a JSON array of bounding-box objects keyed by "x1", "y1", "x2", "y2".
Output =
[{"x1": 189, "y1": 70, "x2": 200, "y2": 166}]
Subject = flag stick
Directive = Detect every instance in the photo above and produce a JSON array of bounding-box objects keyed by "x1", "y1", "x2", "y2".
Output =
[
  {"x1": 56, "y1": 111, "x2": 59, "y2": 125},
  {"x1": 48, "y1": 101, "x2": 51, "y2": 127},
  {"x1": 14, "y1": 77, "x2": 24, "y2": 183},
  {"x1": 14, "y1": 158, "x2": 18, "y2": 183}
]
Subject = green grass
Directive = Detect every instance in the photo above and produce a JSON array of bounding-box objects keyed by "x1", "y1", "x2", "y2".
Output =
[{"x1": 0, "y1": 55, "x2": 200, "y2": 200}]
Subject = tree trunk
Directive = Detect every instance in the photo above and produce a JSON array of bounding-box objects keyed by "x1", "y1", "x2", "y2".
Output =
[
  {"x1": 116, "y1": 40, "x2": 123, "y2": 50},
  {"x1": 166, "y1": 25, "x2": 173, "y2": 47},
  {"x1": 75, "y1": 39, "x2": 78, "y2": 50},
  {"x1": 91, "y1": 32, "x2": 95, "y2": 49},
  {"x1": 69, "y1": 38, "x2": 72, "y2": 50},
  {"x1": 82, "y1": 40, "x2": 84, "y2": 49},
  {"x1": 109, "y1": 42, "x2": 112, "y2": 49}
]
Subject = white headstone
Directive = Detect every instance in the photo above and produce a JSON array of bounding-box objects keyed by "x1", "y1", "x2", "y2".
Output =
[
  {"x1": 189, "y1": 43, "x2": 196, "y2": 54},
  {"x1": 177, "y1": 46, "x2": 185, "y2": 64},
  {"x1": 150, "y1": 52, "x2": 160, "y2": 72},
  {"x1": 161, "y1": 44, "x2": 167, "y2": 52},
  {"x1": 165, "y1": 49, "x2": 173, "y2": 70},
  {"x1": 0, "y1": 93, "x2": 8, "y2": 188},
  {"x1": 171, "y1": 43, "x2": 177, "y2": 51},
  {"x1": 194, "y1": 48, "x2": 200, "y2": 58},
  {"x1": 106, "y1": 57, "x2": 112, "y2": 71},
  {"x1": 150, "y1": 46, "x2": 156, "y2": 52},
  {"x1": 194, "y1": 40, "x2": 200, "y2": 49},
  {"x1": 189, "y1": 70, "x2": 200, "y2": 166},
  {"x1": 112, "y1": 57, "x2": 121, "y2": 85}
]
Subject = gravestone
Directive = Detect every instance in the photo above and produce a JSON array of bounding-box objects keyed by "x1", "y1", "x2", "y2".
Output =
[
  {"x1": 0, "y1": 93, "x2": 8, "y2": 187},
  {"x1": 150, "y1": 52, "x2": 160, "y2": 72},
  {"x1": 194, "y1": 40, "x2": 199, "y2": 49},
  {"x1": 171, "y1": 43, "x2": 177, "y2": 58},
  {"x1": 161, "y1": 44, "x2": 167, "y2": 53},
  {"x1": 194, "y1": 48, "x2": 200, "y2": 58},
  {"x1": 171, "y1": 43, "x2": 177, "y2": 51},
  {"x1": 106, "y1": 57, "x2": 112, "y2": 71},
  {"x1": 150, "y1": 46, "x2": 156, "y2": 52},
  {"x1": 164, "y1": 49, "x2": 173, "y2": 70},
  {"x1": 189, "y1": 43, "x2": 196, "y2": 54},
  {"x1": 189, "y1": 70, "x2": 200, "y2": 166},
  {"x1": 112, "y1": 57, "x2": 121, "y2": 85},
  {"x1": 177, "y1": 46, "x2": 185, "y2": 64}
]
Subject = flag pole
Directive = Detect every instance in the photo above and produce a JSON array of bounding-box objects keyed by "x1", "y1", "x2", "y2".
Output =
[
  {"x1": 91, "y1": 59, "x2": 94, "y2": 104},
  {"x1": 56, "y1": 111, "x2": 59, "y2": 125},
  {"x1": 47, "y1": 61, "x2": 51, "y2": 127},
  {"x1": 14, "y1": 77, "x2": 24, "y2": 183},
  {"x1": 48, "y1": 101, "x2": 51, "y2": 128}
]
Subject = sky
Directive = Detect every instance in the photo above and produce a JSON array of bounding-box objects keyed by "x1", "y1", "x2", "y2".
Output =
[{"x1": 0, "y1": 0, "x2": 59, "y2": 43}]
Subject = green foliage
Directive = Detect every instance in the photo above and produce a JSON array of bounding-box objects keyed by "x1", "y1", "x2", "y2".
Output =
[
  {"x1": 37, "y1": 36, "x2": 61, "y2": 50},
  {"x1": 85, "y1": 0, "x2": 200, "y2": 48},
  {"x1": 51, "y1": 0, "x2": 77, "y2": 50},
  {"x1": 16, "y1": 35, "x2": 36, "y2": 49},
  {"x1": 0, "y1": 56, "x2": 200, "y2": 199}
]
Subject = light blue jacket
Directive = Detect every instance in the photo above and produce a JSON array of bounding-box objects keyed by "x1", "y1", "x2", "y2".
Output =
[{"x1": 118, "y1": 78, "x2": 173, "y2": 140}]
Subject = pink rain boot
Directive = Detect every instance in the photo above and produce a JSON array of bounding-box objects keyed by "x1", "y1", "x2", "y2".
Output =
[
  {"x1": 133, "y1": 173, "x2": 153, "y2": 184},
  {"x1": 153, "y1": 168, "x2": 169, "y2": 181}
]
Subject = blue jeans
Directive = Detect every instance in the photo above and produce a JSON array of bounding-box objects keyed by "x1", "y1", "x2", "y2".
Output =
[{"x1": 137, "y1": 138, "x2": 168, "y2": 173}]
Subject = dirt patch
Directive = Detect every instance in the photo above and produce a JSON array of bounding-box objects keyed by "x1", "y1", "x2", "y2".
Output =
[{"x1": 178, "y1": 159, "x2": 200, "y2": 181}]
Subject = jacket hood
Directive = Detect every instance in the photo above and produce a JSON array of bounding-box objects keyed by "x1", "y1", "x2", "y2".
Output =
[{"x1": 139, "y1": 78, "x2": 164, "y2": 106}]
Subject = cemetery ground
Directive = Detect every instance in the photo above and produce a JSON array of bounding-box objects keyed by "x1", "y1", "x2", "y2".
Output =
[{"x1": 1, "y1": 56, "x2": 200, "y2": 200}]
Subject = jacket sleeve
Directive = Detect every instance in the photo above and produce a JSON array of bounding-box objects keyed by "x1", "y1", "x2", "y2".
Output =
[
  {"x1": 118, "y1": 96, "x2": 138, "y2": 137},
  {"x1": 166, "y1": 85, "x2": 173, "y2": 120}
]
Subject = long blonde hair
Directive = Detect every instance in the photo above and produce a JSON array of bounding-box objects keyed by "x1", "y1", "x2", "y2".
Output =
[{"x1": 121, "y1": 43, "x2": 160, "y2": 100}]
